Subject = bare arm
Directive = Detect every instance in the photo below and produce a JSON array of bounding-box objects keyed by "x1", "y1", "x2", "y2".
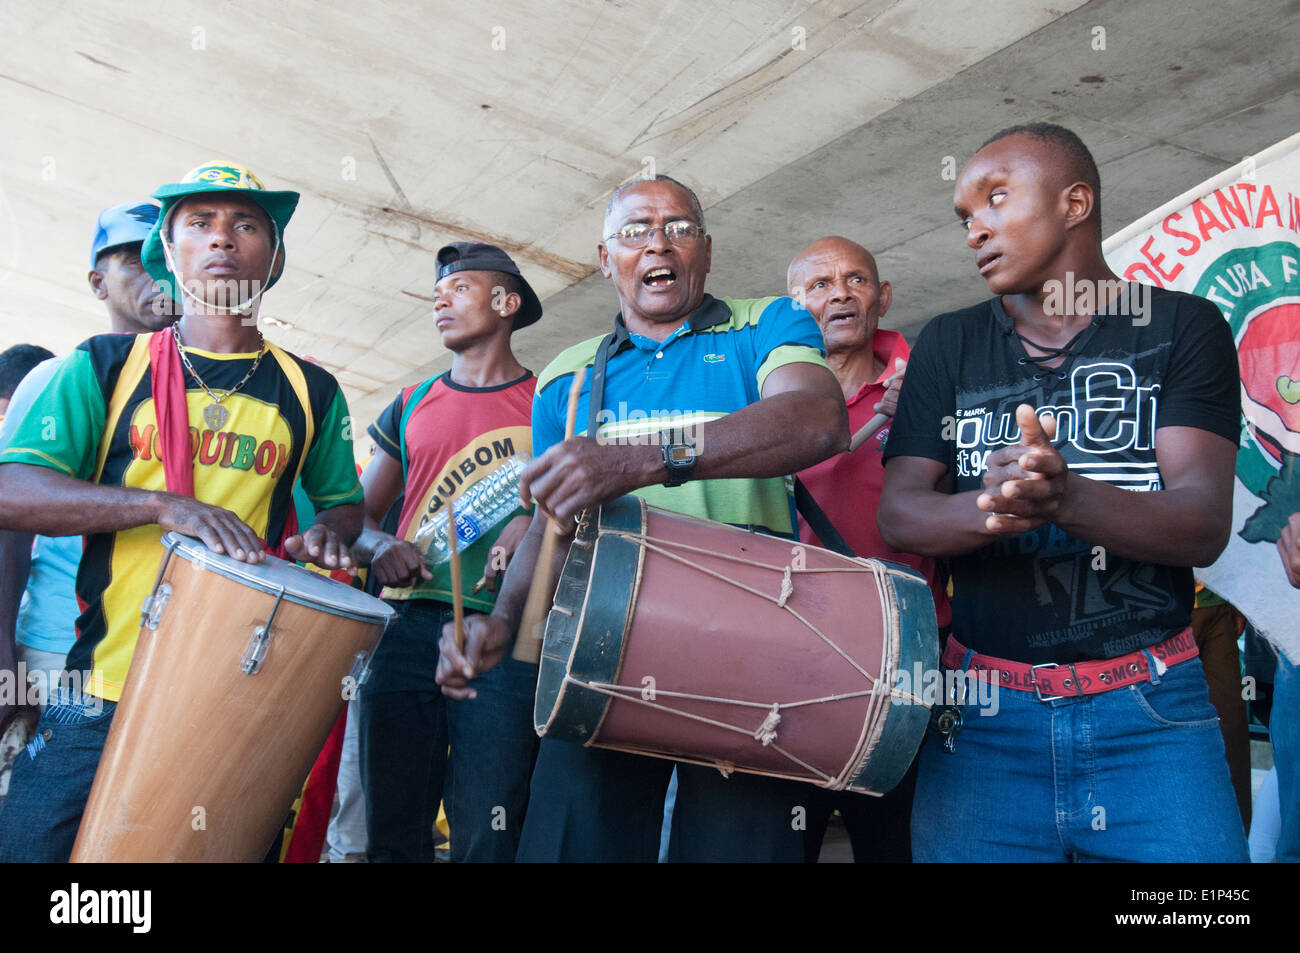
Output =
[
  {"x1": 0, "y1": 462, "x2": 268, "y2": 561},
  {"x1": 436, "y1": 509, "x2": 570, "y2": 699},
  {"x1": 348, "y1": 451, "x2": 430, "y2": 586},
  {"x1": 488, "y1": 510, "x2": 551, "y2": 634},
  {"x1": 0, "y1": 529, "x2": 33, "y2": 727},
  {"x1": 690, "y1": 360, "x2": 849, "y2": 479},
  {"x1": 878, "y1": 456, "x2": 993, "y2": 558},
  {"x1": 522, "y1": 361, "x2": 849, "y2": 521},
  {"x1": 0, "y1": 463, "x2": 171, "y2": 536},
  {"x1": 351, "y1": 450, "x2": 405, "y2": 563},
  {"x1": 879, "y1": 405, "x2": 1236, "y2": 567},
  {"x1": 1043, "y1": 426, "x2": 1235, "y2": 567},
  {"x1": 0, "y1": 531, "x2": 32, "y2": 649}
]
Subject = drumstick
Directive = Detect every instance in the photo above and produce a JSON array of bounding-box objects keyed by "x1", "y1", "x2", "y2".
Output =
[
  {"x1": 513, "y1": 366, "x2": 586, "y2": 663},
  {"x1": 847, "y1": 361, "x2": 906, "y2": 452},
  {"x1": 848, "y1": 413, "x2": 890, "y2": 452},
  {"x1": 448, "y1": 499, "x2": 464, "y2": 653}
]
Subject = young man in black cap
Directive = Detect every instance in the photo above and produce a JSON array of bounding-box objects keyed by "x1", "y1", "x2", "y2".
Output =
[{"x1": 352, "y1": 241, "x2": 542, "y2": 862}]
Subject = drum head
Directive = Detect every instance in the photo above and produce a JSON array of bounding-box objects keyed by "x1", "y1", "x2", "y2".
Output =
[{"x1": 161, "y1": 532, "x2": 393, "y2": 624}]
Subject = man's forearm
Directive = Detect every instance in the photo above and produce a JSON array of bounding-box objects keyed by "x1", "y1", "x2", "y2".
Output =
[
  {"x1": 313, "y1": 502, "x2": 364, "y2": 548},
  {"x1": 489, "y1": 514, "x2": 573, "y2": 639},
  {"x1": 696, "y1": 390, "x2": 848, "y2": 480},
  {"x1": 881, "y1": 476, "x2": 1230, "y2": 567},
  {"x1": 0, "y1": 530, "x2": 32, "y2": 687},
  {"x1": 490, "y1": 516, "x2": 544, "y2": 634},
  {"x1": 0, "y1": 464, "x2": 163, "y2": 536},
  {"x1": 878, "y1": 487, "x2": 1002, "y2": 558},
  {"x1": 1054, "y1": 474, "x2": 1229, "y2": 567},
  {"x1": 0, "y1": 530, "x2": 33, "y2": 640}
]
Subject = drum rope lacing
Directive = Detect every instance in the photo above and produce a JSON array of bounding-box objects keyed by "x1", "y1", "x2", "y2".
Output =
[
  {"x1": 602, "y1": 529, "x2": 921, "y2": 688},
  {"x1": 563, "y1": 527, "x2": 928, "y2": 787}
]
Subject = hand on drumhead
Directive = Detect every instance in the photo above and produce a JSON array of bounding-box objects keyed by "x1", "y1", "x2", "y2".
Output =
[
  {"x1": 437, "y1": 613, "x2": 509, "y2": 699},
  {"x1": 520, "y1": 437, "x2": 656, "y2": 523},
  {"x1": 285, "y1": 523, "x2": 357, "y2": 572},
  {"x1": 156, "y1": 494, "x2": 265, "y2": 562},
  {"x1": 976, "y1": 404, "x2": 1069, "y2": 535}
]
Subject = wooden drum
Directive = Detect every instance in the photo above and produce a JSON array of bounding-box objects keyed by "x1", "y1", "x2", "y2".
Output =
[{"x1": 70, "y1": 532, "x2": 392, "y2": 862}]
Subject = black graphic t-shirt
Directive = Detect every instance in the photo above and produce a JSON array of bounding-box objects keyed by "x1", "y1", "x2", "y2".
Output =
[{"x1": 883, "y1": 286, "x2": 1239, "y2": 664}]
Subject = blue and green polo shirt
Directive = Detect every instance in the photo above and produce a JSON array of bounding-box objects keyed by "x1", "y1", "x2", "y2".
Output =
[{"x1": 533, "y1": 294, "x2": 829, "y2": 536}]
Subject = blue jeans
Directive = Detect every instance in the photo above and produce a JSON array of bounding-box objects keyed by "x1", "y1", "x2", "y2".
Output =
[
  {"x1": 359, "y1": 598, "x2": 539, "y2": 862},
  {"x1": 911, "y1": 653, "x2": 1249, "y2": 862},
  {"x1": 1272, "y1": 652, "x2": 1299, "y2": 862},
  {"x1": 0, "y1": 689, "x2": 117, "y2": 862}
]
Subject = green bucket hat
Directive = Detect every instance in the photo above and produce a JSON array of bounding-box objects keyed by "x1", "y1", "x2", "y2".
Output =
[{"x1": 142, "y1": 161, "x2": 299, "y2": 302}]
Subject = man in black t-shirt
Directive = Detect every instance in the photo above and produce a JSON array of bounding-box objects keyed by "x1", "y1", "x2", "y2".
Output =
[{"x1": 878, "y1": 123, "x2": 1248, "y2": 862}]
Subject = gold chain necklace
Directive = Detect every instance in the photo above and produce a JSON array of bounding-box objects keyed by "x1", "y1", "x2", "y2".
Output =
[{"x1": 172, "y1": 323, "x2": 267, "y2": 431}]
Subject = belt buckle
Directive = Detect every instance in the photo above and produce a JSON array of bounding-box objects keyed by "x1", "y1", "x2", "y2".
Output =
[{"x1": 1030, "y1": 662, "x2": 1064, "y2": 702}]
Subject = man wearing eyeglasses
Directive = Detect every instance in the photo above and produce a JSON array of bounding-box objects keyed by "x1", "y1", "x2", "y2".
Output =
[{"x1": 436, "y1": 174, "x2": 849, "y2": 861}]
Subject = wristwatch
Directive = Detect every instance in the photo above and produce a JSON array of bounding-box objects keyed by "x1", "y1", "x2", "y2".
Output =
[{"x1": 661, "y1": 442, "x2": 697, "y2": 487}]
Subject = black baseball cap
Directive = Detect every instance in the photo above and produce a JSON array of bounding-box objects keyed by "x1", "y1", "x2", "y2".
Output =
[{"x1": 435, "y1": 241, "x2": 543, "y2": 329}]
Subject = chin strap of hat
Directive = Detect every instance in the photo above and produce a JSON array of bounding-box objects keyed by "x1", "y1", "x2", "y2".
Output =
[{"x1": 161, "y1": 211, "x2": 281, "y2": 315}]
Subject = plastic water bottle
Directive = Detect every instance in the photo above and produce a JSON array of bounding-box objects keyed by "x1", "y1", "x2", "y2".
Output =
[{"x1": 413, "y1": 453, "x2": 529, "y2": 566}]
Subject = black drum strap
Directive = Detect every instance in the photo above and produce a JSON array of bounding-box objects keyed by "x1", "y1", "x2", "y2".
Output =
[
  {"x1": 587, "y1": 322, "x2": 630, "y2": 440},
  {"x1": 793, "y1": 478, "x2": 856, "y2": 558}
]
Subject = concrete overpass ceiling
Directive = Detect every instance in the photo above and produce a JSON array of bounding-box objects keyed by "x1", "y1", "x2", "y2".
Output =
[{"x1": 0, "y1": 0, "x2": 1295, "y2": 430}]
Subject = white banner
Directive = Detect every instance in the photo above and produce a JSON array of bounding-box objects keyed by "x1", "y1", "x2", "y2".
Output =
[{"x1": 1104, "y1": 132, "x2": 1300, "y2": 662}]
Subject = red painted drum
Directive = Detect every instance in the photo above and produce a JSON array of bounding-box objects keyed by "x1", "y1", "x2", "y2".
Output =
[{"x1": 534, "y1": 495, "x2": 938, "y2": 794}]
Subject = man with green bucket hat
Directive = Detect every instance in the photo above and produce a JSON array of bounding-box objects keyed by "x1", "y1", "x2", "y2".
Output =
[
  {"x1": 144, "y1": 161, "x2": 298, "y2": 315},
  {"x1": 0, "y1": 161, "x2": 365, "y2": 862}
]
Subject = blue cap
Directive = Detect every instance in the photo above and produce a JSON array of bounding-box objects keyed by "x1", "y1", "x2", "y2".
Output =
[{"x1": 90, "y1": 201, "x2": 160, "y2": 269}]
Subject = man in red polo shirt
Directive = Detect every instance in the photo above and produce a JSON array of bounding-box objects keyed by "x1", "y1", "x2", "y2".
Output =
[{"x1": 788, "y1": 235, "x2": 948, "y2": 862}]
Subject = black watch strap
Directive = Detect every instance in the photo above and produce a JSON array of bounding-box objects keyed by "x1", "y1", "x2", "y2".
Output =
[{"x1": 661, "y1": 443, "x2": 696, "y2": 487}]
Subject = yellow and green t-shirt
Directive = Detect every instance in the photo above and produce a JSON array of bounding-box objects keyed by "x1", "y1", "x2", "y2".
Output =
[{"x1": 0, "y1": 332, "x2": 363, "y2": 701}]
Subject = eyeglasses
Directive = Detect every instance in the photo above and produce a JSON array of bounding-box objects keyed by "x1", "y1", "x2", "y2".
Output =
[{"x1": 604, "y1": 220, "x2": 705, "y2": 247}]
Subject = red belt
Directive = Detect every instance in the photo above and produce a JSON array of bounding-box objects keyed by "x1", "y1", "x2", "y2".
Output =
[{"x1": 941, "y1": 628, "x2": 1199, "y2": 701}]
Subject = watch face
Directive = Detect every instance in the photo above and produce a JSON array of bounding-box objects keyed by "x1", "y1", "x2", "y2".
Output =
[{"x1": 667, "y1": 445, "x2": 694, "y2": 464}]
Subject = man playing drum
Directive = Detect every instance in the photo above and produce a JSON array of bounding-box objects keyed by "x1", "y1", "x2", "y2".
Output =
[
  {"x1": 0, "y1": 162, "x2": 364, "y2": 862},
  {"x1": 438, "y1": 174, "x2": 849, "y2": 861},
  {"x1": 0, "y1": 201, "x2": 178, "y2": 808},
  {"x1": 877, "y1": 124, "x2": 1248, "y2": 861},
  {"x1": 351, "y1": 241, "x2": 542, "y2": 862},
  {"x1": 786, "y1": 236, "x2": 949, "y2": 862},
  {"x1": 2, "y1": 204, "x2": 180, "y2": 714}
]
